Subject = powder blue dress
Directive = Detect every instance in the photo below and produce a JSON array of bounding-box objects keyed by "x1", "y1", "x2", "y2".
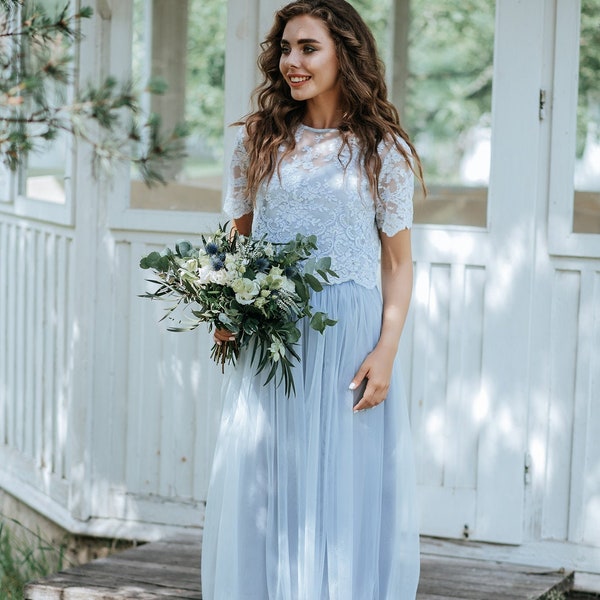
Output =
[{"x1": 201, "y1": 124, "x2": 420, "y2": 600}]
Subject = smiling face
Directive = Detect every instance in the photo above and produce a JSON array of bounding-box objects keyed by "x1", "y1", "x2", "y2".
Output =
[{"x1": 279, "y1": 15, "x2": 341, "y2": 109}]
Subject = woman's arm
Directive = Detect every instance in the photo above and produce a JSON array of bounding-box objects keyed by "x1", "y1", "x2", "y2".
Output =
[
  {"x1": 231, "y1": 212, "x2": 253, "y2": 236},
  {"x1": 351, "y1": 227, "x2": 413, "y2": 412}
]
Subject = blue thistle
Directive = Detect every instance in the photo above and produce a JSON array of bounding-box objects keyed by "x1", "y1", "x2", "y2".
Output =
[
  {"x1": 211, "y1": 257, "x2": 225, "y2": 270},
  {"x1": 254, "y1": 257, "x2": 270, "y2": 273},
  {"x1": 284, "y1": 266, "x2": 297, "y2": 277},
  {"x1": 205, "y1": 242, "x2": 219, "y2": 255}
]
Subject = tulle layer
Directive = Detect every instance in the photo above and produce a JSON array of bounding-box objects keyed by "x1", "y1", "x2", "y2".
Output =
[{"x1": 201, "y1": 282, "x2": 420, "y2": 600}]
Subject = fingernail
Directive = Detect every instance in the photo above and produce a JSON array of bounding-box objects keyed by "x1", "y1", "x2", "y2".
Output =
[
  {"x1": 349, "y1": 382, "x2": 357, "y2": 390},
  {"x1": 228, "y1": 336, "x2": 235, "y2": 341},
  {"x1": 216, "y1": 341, "x2": 222, "y2": 346}
]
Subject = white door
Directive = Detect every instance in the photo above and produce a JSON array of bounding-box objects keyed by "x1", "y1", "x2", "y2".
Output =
[{"x1": 396, "y1": 0, "x2": 547, "y2": 544}]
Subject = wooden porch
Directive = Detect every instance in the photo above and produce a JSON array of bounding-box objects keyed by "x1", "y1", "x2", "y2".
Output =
[{"x1": 24, "y1": 536, "x2": 574, "y2": 600}]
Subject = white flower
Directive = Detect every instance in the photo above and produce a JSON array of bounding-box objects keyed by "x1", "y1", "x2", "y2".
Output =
[
  {"x1": 208, "y1": 269, "x2": 230, "y2": 285},
  {"x1": 232, "y1": 277, "x2": 260, "y2": 305},
  {"x1": 281, "y1": 277, "x2": 295, "y2": 293},
  {"x1": 197, "y1": 265, "x2": 213, "y2": 284},
  {"x1": 264, "y1": 266, "x2": 286, "y2": 290},
  {"x1": 264, "y1": 243, "x2": 274, "y2": 258},
  {"x1": 197, "y1": 253, "x2": 211, "y2": 268},
  {"x1": 269, "y1": 338, "x2": 285, "y2": 361}
]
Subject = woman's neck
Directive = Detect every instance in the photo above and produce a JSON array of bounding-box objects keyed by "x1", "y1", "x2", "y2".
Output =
[{"x1": 302, "y1": 100, "x2": 343, "y2": 130}]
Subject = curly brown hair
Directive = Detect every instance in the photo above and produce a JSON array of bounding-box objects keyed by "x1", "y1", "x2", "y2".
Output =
[{"x1": 238, "y1": 0, "x2": 425, "y2": 202}]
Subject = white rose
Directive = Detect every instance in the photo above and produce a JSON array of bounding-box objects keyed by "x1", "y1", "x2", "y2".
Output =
[
  {"x1": 197, "y1": 265, "x2": 213, "y2": 284},
  {"x1": 232, "y1": 277, "x2": 260, "y2": 305}
]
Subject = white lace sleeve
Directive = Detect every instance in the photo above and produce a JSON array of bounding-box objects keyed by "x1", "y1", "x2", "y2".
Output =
[
  {"x1": 223, "y1": 127, "x2": 253, "y2": 219},
  {"x1": 375, "y1": 139, "x2": 414, "y2": 236}
]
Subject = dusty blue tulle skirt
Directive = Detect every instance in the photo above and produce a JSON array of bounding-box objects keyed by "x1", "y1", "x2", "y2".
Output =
[{"x1": 201, "y1": 281, "x2": 420, "y2": 600}]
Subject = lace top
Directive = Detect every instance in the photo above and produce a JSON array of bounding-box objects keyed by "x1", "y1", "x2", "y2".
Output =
[{"x1": 223, "y1": 124, "x2": 414, "y2": 289}]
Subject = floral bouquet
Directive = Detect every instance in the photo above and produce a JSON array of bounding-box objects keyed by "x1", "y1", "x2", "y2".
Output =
[{"x1": 139, "y1": 224, "x2": 338, "y2": 396}]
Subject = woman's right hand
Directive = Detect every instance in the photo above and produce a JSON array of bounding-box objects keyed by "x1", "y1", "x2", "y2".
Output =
[{"x1": 213, "y1": 328, "x2": 237, "y2": 345}]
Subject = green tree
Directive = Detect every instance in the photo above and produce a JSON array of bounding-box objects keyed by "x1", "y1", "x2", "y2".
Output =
[
  {"x1": 186, "y1": 0, "x2": 226, "y2": 158},
  {"x1": 0, "y1": 0, "x2": 188, "y2": 185},
  {"x1": 576, "y1": 0, "x2": 600, "y2": 157}
]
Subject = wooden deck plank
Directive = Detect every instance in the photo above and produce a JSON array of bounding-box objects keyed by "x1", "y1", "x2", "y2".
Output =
[{"x1": 25, "y1": 537, "x2": 574, "y2": 600}]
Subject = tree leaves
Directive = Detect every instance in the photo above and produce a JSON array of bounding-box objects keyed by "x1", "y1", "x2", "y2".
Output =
[{"x1": 0, "y1": 2, "x2": 189, "y2": 185}]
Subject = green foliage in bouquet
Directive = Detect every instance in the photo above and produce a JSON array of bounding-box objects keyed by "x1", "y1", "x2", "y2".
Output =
[{"x1": 140, "y1": 224, "x2": 338, "y2": 396}]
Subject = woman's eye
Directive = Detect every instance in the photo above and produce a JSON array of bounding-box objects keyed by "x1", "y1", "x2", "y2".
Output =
[
  {"x1": 280, "y1": 46, "x2": 290, "y2": 54},
  {"x1": 303, "y1": 46, "x2": 316, "y2": 53}
]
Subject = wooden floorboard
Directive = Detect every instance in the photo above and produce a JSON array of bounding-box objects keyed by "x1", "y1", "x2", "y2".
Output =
[{"x1": 24, "y1": 536, "x2": 573, "y2": 599}]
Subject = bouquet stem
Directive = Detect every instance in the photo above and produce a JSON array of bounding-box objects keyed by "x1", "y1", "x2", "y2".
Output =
[{"x1": 211, "y1": 340, "x2": 240, "y2": 373}]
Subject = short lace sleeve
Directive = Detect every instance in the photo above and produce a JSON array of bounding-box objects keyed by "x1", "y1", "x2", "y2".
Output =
[
  {"x1": 375, "y1": 139, "x2": 414, "y2": 236},
  {"x1": 223, "y1": 127, "x2": 253, "y2": 218}
]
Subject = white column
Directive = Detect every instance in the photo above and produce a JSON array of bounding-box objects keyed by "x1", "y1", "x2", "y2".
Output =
[
  {"x1": 223, "y1": 0, "x2": 286, "y2": 170},
  {"x1": 391, "y1": 0, "x2": 410, "y2": 121}
]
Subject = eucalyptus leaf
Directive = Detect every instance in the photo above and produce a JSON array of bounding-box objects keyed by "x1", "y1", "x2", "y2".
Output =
[{"x1": 304, "y1": 273, "x2": 323, "y2": 292}]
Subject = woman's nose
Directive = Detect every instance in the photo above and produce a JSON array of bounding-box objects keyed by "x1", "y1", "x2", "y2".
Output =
[{"x1": 282, "y1": 49, "x2": 300, "y2": 69}]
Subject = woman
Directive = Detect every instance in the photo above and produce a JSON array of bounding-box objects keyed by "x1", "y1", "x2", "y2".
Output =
[{"x1": 202, "y1": 1, "x2": 424, "y2": 598}]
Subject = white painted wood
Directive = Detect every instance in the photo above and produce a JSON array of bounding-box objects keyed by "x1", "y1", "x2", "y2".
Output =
[
  {"x1": 15, "y1": 225, "x2": 26, "y2": 453},
  {"x1": 542, "y1": 269, "x2": 580, "y2": 540},
  {"x1": 579, "y1": 268, "x2": 600, "y2": 547},
  {"x1": 548, "y1": 0, "x2": 600, "y2": 257},
  {"x1": 0, "y1": 221, "x2": 8, "y2": 447},
  {"x1": 567, "y1": 267, "x2": 597, "y2": 543},
  {"x1": 105, "y1": 1, "x2": 223, "y2": 234},
  {"x1": 0, "y1": 0, "x2": 598, "y2": 575},
  {"x1": 408, "y1": 0, "x2": 548, "y2": 544}
]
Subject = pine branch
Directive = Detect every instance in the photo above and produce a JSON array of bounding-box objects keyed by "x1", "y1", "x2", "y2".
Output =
[{"x1": 0, "y1": 1, "x2": 189, "y2": 186}]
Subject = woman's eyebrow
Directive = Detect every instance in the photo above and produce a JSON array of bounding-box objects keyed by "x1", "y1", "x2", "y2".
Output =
[{"x1": 280, "y1": 38, "x2": 321, "y2": 45}]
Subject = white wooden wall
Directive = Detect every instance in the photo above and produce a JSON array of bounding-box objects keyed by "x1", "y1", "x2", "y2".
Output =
[
  {"x1": 0, "y1": 0, "x2": 599, "y2": 573},
  {"x1": 0, "y1": 220, "x2": 73, "y2": 508}
]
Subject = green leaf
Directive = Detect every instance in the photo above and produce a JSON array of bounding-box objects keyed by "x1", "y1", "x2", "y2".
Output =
[
  {"x1": 139, "y1": 251, "x2": 171, "y2": 271},
  {"x1": 146, "y1": 77, "x2": 169, "y2": 95},
  {"x1": 315, "y1": 256, "x2": 332, "y2": 271},
  {"x1": 176, "y1": 240, "x2": 193, "y2": 258},
  {"x1": 303, "y1": 257, "x2": 316, "y2": 275},
  {"x1": 304, "y1": 273, "x2": 323, "y2": 292},
  {"x1": 310, "y1": 311, "x2": 337, "y2": 333}
]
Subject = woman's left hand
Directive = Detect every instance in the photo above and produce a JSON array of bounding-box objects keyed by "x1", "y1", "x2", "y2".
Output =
[{"x1": 350, "y1": 345, "x2": 396, "y2": 412}]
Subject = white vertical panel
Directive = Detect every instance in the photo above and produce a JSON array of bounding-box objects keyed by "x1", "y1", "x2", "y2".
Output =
[
  {"x1": 193, "y1": 329, "x2": 226, "y2": 502},
  {"x1": 33, "y1": 229, "x2": 45, "y2": 467},
  {"x1": 109, "y1": 241, "x2": 133, "y2": 489},
  {"x1": 23, "y1": 227, "x2": 36, "y2": 459},
  {"x1": 62, "y1": 236, "x2": 75, "y2": 481},
  {"x1": 54, "y1": 234, "x2": 68, "y2": 479},
  {"x1": 418, "y1": 263, "x2": 451, "y2": 487},
  {"x1": 14, "y1": 225, "x2": 26, "y2": 453},
  {"x1": 6, "y1": 224, "x2": 16, "y2": 449},
  {"x1": 158, "y1": 331, "x2": 196, "y2": 499},
  {"x1": 542, "y1": 269, "x2": 580, "y2": 540},
  {"x1": 580, "y1": 269, "x2": 600, "y2": 545},
  {"x1": 127, "y1": 250, "x2": 163, "y2": 496},
  {"x1": 0, "y1": 222, "x2": 7, "y2": 445},
  {"x1": 42, "y1": 233, "x2": 56, "y2": 474},
  {"x1": 456, "y1": 266, "x2": 485, "y2": 490}
]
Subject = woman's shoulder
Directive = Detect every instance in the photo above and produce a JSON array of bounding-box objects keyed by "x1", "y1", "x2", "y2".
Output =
[{"x1": 375, "y1": 134, "x2": 413, "y2": 172}]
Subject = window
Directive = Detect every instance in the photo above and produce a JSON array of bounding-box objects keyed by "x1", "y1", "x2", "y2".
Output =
[
  {"x1": 548, "y1": 0, "x2": 600, "y2": 256},
  {"x1": 392, "y1": 0, "x2": 496, "y2": 227},
  {"x1": 130, "y1": 0, "x2": 226, "y2": 212},
  {"x1": 572, "y1": 0, "x2": 600, "y2": 234},
  {"x1": 20, "y1": 0, "x2": 71, "y2": 205}
]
